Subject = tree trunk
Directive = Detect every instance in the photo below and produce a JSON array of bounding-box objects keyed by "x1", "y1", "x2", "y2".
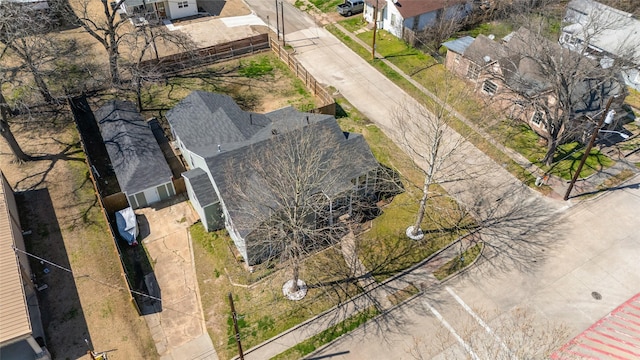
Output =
[
  {"x1": 411, "y1": 173, "x2": 431, "y2": 236},
  {"x1": 109, "y1": 47, "x2": 120, "y2": 85},
  {"x1": 31, "y1": 67, "x2": 54, "y2": 103},
  {"x1": 0, "y1": 119, "x2": 32, "y2": 162},
  {"x1": 290, "y1": 255, "x2": 300, "y2": 293},
  {"x1": 543, "y1": 138, "x2": 558, "y2": 166}
]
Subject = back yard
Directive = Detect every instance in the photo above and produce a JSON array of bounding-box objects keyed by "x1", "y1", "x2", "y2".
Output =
[{"x1": 0, "y1": 52, "x2": 326, "y2": 359}]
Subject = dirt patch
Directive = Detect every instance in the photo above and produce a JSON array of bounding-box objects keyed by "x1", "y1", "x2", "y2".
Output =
[
  {"x1": 1, "y1": 119, "x2": 156, "y2": 359},
  {"x1": 0, "y1": 46, "x2": 324, "y2": 358}
]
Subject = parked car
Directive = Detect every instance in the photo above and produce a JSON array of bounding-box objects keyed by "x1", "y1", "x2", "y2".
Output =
[{"x1": 337, "y1": 0, "x2": 364, "y2": 16}]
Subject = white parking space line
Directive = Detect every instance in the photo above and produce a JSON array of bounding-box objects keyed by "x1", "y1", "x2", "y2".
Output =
[
  {"x1": 446, "y1": 287, "x2": 516, "y2": 359},
  {"x1": 424, "y1": 299, "x2": 481, "y2": 360}
]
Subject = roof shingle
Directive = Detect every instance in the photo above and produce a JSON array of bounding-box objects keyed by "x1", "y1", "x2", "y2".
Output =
[{"x1": 95, "y1": 100, "x2": 173, "y2": 195}]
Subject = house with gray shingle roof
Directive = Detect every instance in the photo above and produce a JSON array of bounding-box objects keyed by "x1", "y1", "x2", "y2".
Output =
[
  {"x1": 167, "y1": 92, "x2": 384, "y2": 265},
  {"x1": 95, "y1": 100, "x2": 175, "y2": 209},
  {"x1": 560, "y1": 0, "x2": 640, "y2": 91}
]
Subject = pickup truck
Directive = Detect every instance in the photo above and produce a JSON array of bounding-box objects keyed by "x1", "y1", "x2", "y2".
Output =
[{"x1": 337, "y1": 0, "x2": 364, "y2": 16}]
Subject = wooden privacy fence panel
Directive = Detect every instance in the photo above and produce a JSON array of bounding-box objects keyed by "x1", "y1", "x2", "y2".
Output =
[
  {"x1": 139, "y1": 33, "x2": 270, "y2": 76},
  {"x1": 103, "y1": 192, "x2": 128, "y2": 214}
]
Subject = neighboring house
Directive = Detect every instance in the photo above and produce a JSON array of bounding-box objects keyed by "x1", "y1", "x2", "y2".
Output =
[
  {"x1": 442, "y1": 27, "x2": 625, "y2": 138},
  {"x1": 119, "y1": 0, "x2": 197, "y2": 23},
  {"x1": 166, "y1": 91, "x2": 382, "y2": 265},
  {"x1": 95, "y1": 100, "x2": 175, "y2": 209},
  {"x1": 560, "y1": 0, "x2": 640, "y2": 91},
  {"x1": 363, "y1": 0, "x2": 471, "y2": 41},
  {"x1": 0, "y1": 171, "x2": 51, "y2": 360}
]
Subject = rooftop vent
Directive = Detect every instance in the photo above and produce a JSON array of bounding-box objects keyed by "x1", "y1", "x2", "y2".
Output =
[
  {"x1": 488, "y1": 34, "x2": 495, "y2": 40},
  {"x1": 483, "y1": 55, "x2": 491, "y2": 63}
]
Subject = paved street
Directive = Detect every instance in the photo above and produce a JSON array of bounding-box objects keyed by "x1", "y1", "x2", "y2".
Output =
[
  {"x1": 311, "y1": 183, "x2": 640, "y2": 359},
  {"x1": 236, "y1": 2, "x2": 640, "y2": 358}
]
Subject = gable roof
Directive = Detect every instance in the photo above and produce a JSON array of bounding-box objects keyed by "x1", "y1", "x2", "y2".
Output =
[
  {"x1": 95, "y1": 100, "x2": 173, "y2": 195},
  {"x1": 390, "y1": 0, "x2": 467, "y2": 20},
  {"x1": 0, "y1": 171, "x2": 31, "y2": 345},
  {"x1": 207, "y1": 116, "x2": 379, "y2": 238},
  {"x1": 182, "y1": 168, "x2": 217, "y2": 207},
  {"x1": 564, "y1": 0, "x2": 640, "y2": 64},
  {"x1": 165, "y1": 91, "x2": 271, "y2": 155}
]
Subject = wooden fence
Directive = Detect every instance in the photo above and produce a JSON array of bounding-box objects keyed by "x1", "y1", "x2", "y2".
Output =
[
  {"x1": 69, "y1": 96, "x2": 141, "y2": 314},
  {"x1": 139, "y1": 33, "x2": 270, "y2": 76},
  {"x1": 269, "y1": 36, "x2": 336, "y2": 115}
]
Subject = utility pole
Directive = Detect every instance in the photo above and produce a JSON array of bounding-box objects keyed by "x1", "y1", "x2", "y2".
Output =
[
  {"x1": 280, "y1": 1, "x2": 286, "y2": 46},
  {"x1": 564, "y1": 96, "x2": 615, "y2": 200},
  {"x1": 275, "y1": 0, "x2": 280, "y2": 41},
  {"x1": 371, "y1": 0, "x2": 378, "y2": 60},
  {"x1": 228, "y1": 293, "x2": 244, "y2": 360}
]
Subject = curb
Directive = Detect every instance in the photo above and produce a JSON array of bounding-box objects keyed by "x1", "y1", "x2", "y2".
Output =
[{"x1": 235, "y1": 234, "x2": 470, "y2": 359}]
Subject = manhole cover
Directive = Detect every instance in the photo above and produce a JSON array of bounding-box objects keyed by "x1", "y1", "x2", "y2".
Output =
[{"x1": 591, "y1": 291, "x2": 602, "y2": 300}]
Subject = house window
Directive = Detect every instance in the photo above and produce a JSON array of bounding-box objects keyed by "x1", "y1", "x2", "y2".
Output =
[
  {"x1": 482, "y1": 80, "x2": 497, "y2": 95},
  {"x1": 178, "y1": 1, "x2": 188, "y2": 8},
  {"x1": 391, "y1": 13, "x2": 396, "y2": 27},
  {"x1": 467, "y1": 63, "x2": 480, "y2": 80},
  {"x1": 454, "y1": 54, "x2": 460, "y2": 63},
  {"x1": 531, "y1": 111, "x2": 544, "y2": 126}
]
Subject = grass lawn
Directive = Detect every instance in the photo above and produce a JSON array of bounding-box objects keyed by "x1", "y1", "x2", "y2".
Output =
[
  {"x1": 338, "y1": 17, "x2": 368, "y2": 33},
  {"x1": 335, "y1": 26, "x2": 614, "y2": 184},
  {"x1": 337, "y1": 100, "x2": 475, "y2": 282},
  {"x1": 192, "y1": 225, "x2": 361, "y2": 360},
  {"x1": 433, "y1": 242, "x2": 483, "y2": 281},
  {"x1": 330, "y1": 27, "x2": 540, "y2": 188},
  {"x1": 496, "y1": 121, "x2": 614, "y2": 179},
  {"x1": 627, "y1": 87, "x2": 640, "y2": 111},
  {"x1": 271, "y1": 307, "x2": 380, "y2": 360},
  {"x1": 126, "y1": 53, "x2": 318, "y2": 116},
  {"x1": 457, "y1": 21, "x2": 515, "y2": 41}
]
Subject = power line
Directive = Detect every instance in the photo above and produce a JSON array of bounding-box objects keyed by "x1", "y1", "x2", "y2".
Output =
[{"x1": 13, "y1": 246, "x2": 162, "y2": 302}]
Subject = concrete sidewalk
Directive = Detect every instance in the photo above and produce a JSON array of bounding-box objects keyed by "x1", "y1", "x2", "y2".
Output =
[{"x1": 240, "y1": 234, "x2": 480, "y2": 360}]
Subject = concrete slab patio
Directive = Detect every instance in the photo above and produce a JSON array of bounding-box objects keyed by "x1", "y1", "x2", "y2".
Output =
[{"x1": 137, "y1": 196, "x2": 218, "y2": 360}]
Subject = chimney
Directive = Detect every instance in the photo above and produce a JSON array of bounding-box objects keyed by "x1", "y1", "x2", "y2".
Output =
[
  {"x1": 306, "y1": 116, "x2": 309, "y2": 124},
  {"x1": 249, "y1": 113, "x2": 253, "y2": 125},
  {"x1": 218, "y1": 144, "x2": 221, "y2": 152}
]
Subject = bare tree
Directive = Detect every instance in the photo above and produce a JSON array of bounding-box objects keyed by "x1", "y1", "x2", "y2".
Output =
[
  {"x1": 392, "y1": 87, "x2": 467, "y2": 240},
  {"x1": 123, "y1": 24, "x2": 195, "y2": 110},
  {"x1": 0, "y1": 89, "x2": 33, "y2": 162},
  {"x1": 67, "y1": 0, "x2": 130, "y2": 85},
  {"x1": 414, "y1": 1, "x2": 469, "y2": 53},
  {"x1": 226, "y1": 118, "x2": 383, "y2": 297},
  {"x1": 0, "y1": 4, "x2": 76, "y2": 103},
  {"x1": 482, "y1": 20, "x2": 626, "y2": 166}
]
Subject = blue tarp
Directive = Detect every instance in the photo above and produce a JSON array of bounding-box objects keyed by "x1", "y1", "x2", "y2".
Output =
[{"x1": 115, "y1": 207, "x2": 139, "y2": 245}]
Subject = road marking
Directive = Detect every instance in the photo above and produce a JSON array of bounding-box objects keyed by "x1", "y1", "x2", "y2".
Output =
[
  {"x1": 446, "y1": 286, "x2": 516, "y2": 360},
  {"x1": 424, "y1": 299, "x2": 480, "y2": 360}
]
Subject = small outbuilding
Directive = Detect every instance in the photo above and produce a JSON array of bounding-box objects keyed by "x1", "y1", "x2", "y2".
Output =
[{"x1": 95, "y1": 100, "x2": 175, "y2": 209}]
